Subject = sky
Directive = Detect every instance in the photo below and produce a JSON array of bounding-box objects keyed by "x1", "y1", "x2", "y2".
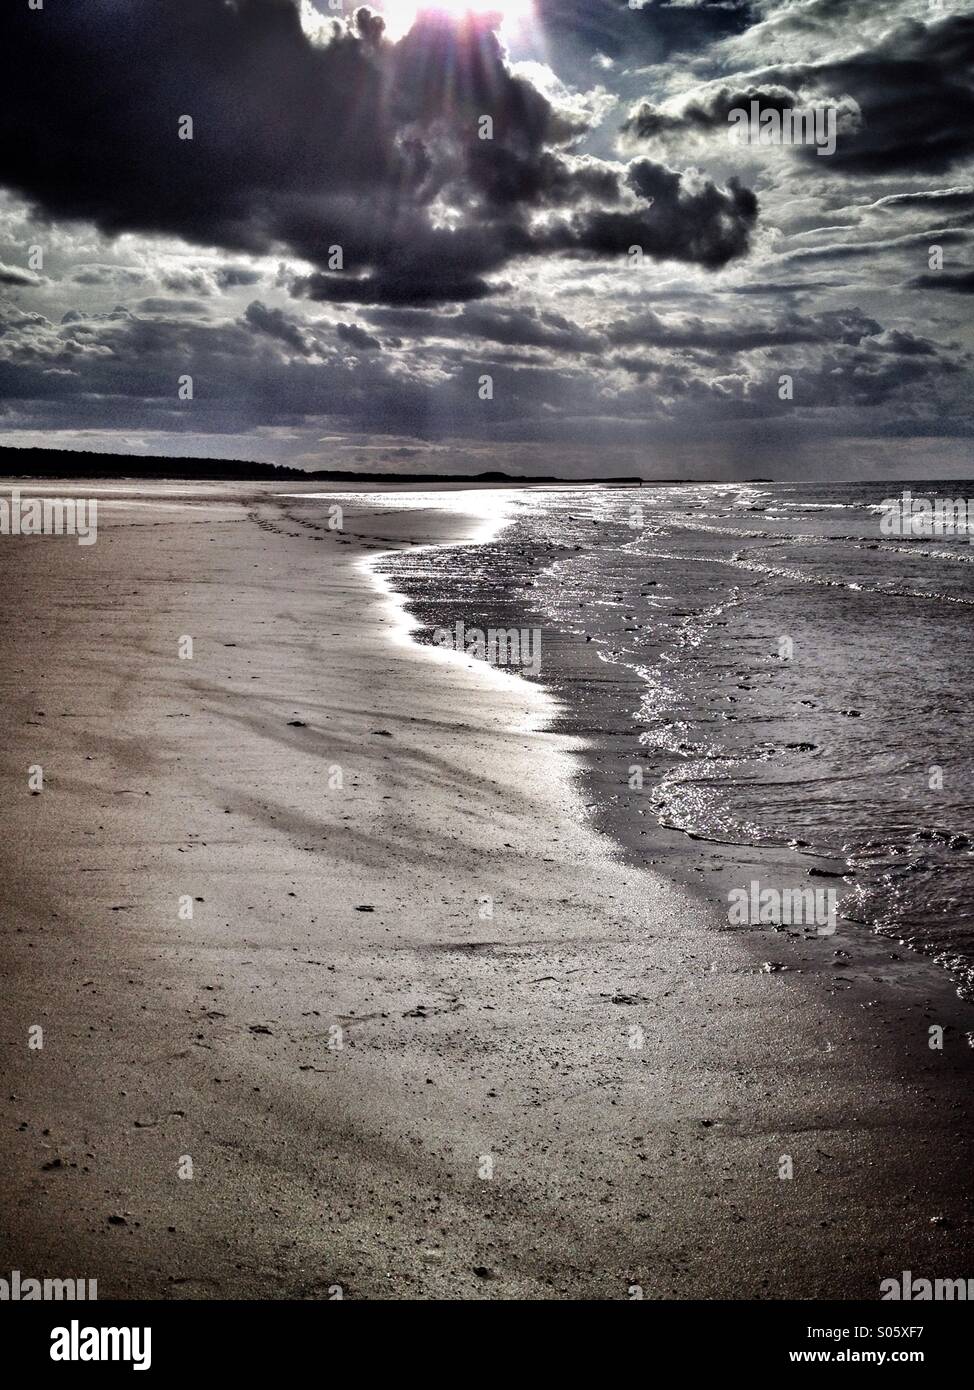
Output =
[{"x1": 0, "y1": 0, "x2": 972, "y2": 479}]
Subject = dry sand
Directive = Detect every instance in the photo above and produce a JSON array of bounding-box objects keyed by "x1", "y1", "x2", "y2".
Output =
[{"x1": 0, "y1": 482, "x2": 972, "y2": 1299}]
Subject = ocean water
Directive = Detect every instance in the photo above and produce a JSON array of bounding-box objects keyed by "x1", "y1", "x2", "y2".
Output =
[{"x1": 378, "y1": 482, "x2": 974, "y2": 993}]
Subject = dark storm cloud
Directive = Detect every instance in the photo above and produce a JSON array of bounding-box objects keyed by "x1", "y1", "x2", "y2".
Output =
[
  {"x1": 161, "y1": 272, "x2": 214, "y2": 297},
  {"x1": 612, "y1": 325, "x2": 966, "y2": 417},
  {"x1": 622, "y1": 84, "x2": 803, "y2": 141},
  {"x1": 605, "y1": 306, "x2": 881, "y2": 351},
  {"x1": 770, "y1": 16, "x2": 974, "y2": 175},
  {"x1": 293, "y1": 248, "x2": 508, "y2": 308},
  {"x1": 494, "y1": 304, "x2": 893, "y2": 374},
  {"x1": 537, "y1": 160, "x2": 758, "y2": 268},
  {"x1": 0, "y1": 288, "x2": 966, "y2": 449},
  {"x1": 293, "y1": 152, "x2": 757, "y2": 306},
  {"x1": 537, "y1": 0, "x2": 756, "y2": 68},
  {"x1": 909, "y1": 271, "x2": 974, "y2": 295},
  {"x1": 441, "y1": 305, "x2": 602, "y2": 353},
  {"x1": 2, "y1": 0, "x2": 970, "y2": 469},
  {"x1": 0, "y1": 295, "x2": 640, "y2": 443},
  {"x1": 336, "y1": 322, "x2": 382, "y2": 351},
  {"x1": 243, "y1": 301, "x2": 313, "y2": 355},
  {"x1": 215, "y1": 266, "x2": 265, "y2": 290},
  {"x1": 362, "y1": 300, "x2": 887, "y2": 361},
  {"x1": 0, "y1": 0, "x2": 758, "y2": 311},
  {"x1": 463, "y1": 147, "x2": 622, "y2": 212},
  {"x1": 363, "y1": 303, "x2": 603, "y2": 352},
  {"x1": 624, "y1": 15, "x2": 974, "y2": 175},
  {"x1": 0, "y1": 301, "x2": 429, "y2": 434},
  {"x1": 790, "y1": 335, "x2": 968, "y2": 410}
]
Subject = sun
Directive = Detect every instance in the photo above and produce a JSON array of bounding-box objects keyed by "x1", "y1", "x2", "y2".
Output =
[
  {"x1": 299, "y1": 1, "x2": 536, "y2": 46},
  {"x1": 376, "y1": 1, "x2": 535, "y2": 41}
]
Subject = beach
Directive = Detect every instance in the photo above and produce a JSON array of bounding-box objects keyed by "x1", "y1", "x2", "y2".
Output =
[{"x1": 1, "y1": 482, "x2": 972, "y2": 1300}]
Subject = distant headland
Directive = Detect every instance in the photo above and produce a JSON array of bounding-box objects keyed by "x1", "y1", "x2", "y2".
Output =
[{"x1": 0, "y1": 445, "x2": 648, "y2": 486}]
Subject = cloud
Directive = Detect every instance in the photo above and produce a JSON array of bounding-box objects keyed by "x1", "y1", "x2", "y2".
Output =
[
  {"x1": 163, "y1": 264, "x2": 265, "y2": 295},
  {"x1": 621, "y1": 84, "x2": 862, "y2": 153},
  {"x1": 622, "y1": 16, "x2": 974, "y2": 175},
  {"x1": 0, "y1": 1, "x2": 758, "y2": 311},
  {"x1": 536, "y1": 160, "x2": 758, "y2": 270},
  {"x1": 605, "y1": 305, "x2": 881, "y2": 351},
  {"x1": 909, "y1": 270, "x2": 974, "y2": 294},
  {"x1": 537, "y1": 0, "x2": 757, "y2": 68},
  {"x1": 71, "y1": 264, "x2": 146, "y2": 288},
  {"x1": 336, "y1": 321, "x2": 382, "y2": 351},
  {"x1": 363, "y1": 303, "x2": 603, "y2": 352},
  {"x1": 867, "y1": 188, "x2": 974, "y2": 215},
  {"x1": 243, "y1": 300, "x2": 312, "y2": 355},
  {"x1": 779, "y1": 227, "x2": 972, "y2": 265},
  {"x1": 0, "y1": 284, "x2": 967, "y2": 458},
  {"x1": 1, "y1": 0, "x2": 971, "y2": 471},
  {"x1": 215, "y1": 265, "x2": 264, "y2": 290},
  {"x1": 612, "y1": 324, "x2": 966, "y2": 416},
  {"x1": 136, "y1": 297, "x2": 210, "y2": 316},
  {"x1": 0, "y1": 261, "x2": 42, "y2": 287}
]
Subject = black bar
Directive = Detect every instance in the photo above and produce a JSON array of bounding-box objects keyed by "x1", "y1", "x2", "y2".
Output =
[{"x1": 2, "y1": 1299, "x2": 968, "y2": 1373}]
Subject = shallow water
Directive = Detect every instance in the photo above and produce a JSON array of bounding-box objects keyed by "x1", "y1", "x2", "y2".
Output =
[{"x1": 379, "y1": 481, "x2": 974, "y2": 993}]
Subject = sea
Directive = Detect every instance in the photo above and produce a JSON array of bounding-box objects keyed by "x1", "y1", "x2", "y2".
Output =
[{"x1": 377, "y1": 481, "x2": 974, "y2": 995}]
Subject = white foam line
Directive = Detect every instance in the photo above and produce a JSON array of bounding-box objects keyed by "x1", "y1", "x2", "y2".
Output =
[{"x1": 356, "y1": 492, "x2": 557, "y2": 734}]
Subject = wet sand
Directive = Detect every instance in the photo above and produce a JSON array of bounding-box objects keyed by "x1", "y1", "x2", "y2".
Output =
[{"x1": 0, "y1": 482, "x2": 972, "y2": 1299}]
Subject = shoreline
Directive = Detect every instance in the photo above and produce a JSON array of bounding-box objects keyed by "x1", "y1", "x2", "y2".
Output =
[
  {"x1": 1, "y1": 484, "x2": 972, "y2": 1298},
  {"x1": 375, "y1": 485, "x2": 974, "y2": 1005}
]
